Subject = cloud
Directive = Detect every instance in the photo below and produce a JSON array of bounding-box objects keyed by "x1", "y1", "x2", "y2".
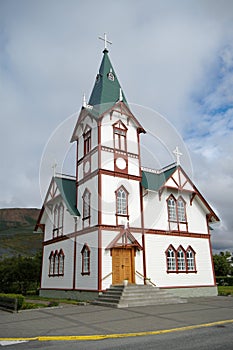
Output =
[{"x1": 0, "y1": 0, "x2": 233, "y2": 250}]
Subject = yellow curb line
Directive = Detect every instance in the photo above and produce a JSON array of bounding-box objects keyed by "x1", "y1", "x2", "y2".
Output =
[{"x1": 1, "y1": 319, "x2": 233, "y2": 342}]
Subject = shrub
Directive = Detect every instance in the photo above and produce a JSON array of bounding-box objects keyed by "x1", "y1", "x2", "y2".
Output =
[
  {"x1": 216, "y1": 276, "x2": 233, "y2": 286},
  {"x1": 0, "y1": 293, "x2": 25, "y2": 310}
]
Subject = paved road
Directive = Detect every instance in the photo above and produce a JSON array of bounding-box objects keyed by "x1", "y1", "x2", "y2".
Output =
[{"x1": 0, "y1": 297, "x2": 232, "y2": 348}]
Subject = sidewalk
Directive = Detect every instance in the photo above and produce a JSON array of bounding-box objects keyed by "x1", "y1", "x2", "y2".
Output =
[{"x1": 0, "y1": 297, "x2": 232, "y2": 339}]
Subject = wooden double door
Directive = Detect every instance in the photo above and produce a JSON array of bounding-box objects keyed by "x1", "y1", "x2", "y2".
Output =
[{"x1": 112, "y1": 247, "x2": 135, "y2": 285}]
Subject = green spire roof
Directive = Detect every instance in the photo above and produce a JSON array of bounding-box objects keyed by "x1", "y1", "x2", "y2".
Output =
[{"x1": 88, "y1": 49, "x2": 127, "y2": 113}]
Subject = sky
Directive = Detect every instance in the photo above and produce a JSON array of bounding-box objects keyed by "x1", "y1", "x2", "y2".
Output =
[{"x1": 0, "y1": 0, "x2": 233, "y2": 253}]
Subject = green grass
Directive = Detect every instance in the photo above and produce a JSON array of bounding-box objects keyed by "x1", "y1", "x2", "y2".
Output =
[{"x1": 218, "y1": 286, "x2": 233, "y2": 296}]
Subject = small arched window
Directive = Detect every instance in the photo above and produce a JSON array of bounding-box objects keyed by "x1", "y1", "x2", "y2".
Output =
[
  {"x1": 177, "y1": 197, "x2": 186, "y2": 222},
  {"x1": 177, "y1": 246, "x2": 186, "y2": 271},
  {"x1": 113, "y1": 120, "x2": 127, "y2": 151},
  {"x1": 81, "y1": 244, "x2": 90, "y2": 275},
  {"x1": 116, "y1": 186, "x2": 128, "y2": 216},
  {"x1": 58, "y1": 249, "x2": 65, "y2": 275},
  {"x1": 54, "y1": 250, "x2": 59, "y2": 275},
  {"x1": 167, "y1": 196, "x2": 177, "y2": 222},
  {"x1": 166, "y1": 246, "x2": 176, "y2": 271},
  {"x1": 83, "y1": 189, "x2": 91, "y2": 227},
  {"x1": 49, "y1": 251, "x2": 54, "y2": 276},
  {"x1": 186, "y1": 247, "x2": 196, "y2": 271}
]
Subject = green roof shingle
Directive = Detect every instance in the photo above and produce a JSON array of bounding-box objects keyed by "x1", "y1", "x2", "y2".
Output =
[
  {"x1": 55, "y1": 177, "x2": 80, "y2": 217},
  {"x1": 141, "y1": 166, "x2": 177, "y2": 191},
  {"x1": 88, "y1": 49, "x2": 127, "y2": 115}
]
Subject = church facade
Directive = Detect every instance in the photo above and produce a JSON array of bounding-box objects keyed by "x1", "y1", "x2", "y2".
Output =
[{"x1": 36, "y1": 44, "x2": 219, "y2": 300}]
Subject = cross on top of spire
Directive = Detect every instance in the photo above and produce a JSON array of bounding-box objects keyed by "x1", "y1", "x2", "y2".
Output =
[
  {"x1": 98, "y1": 33, "x2": 112, "y2": 52},
  {"x1": 173, "y1": 146, "x2": 183, "y2": 165}
]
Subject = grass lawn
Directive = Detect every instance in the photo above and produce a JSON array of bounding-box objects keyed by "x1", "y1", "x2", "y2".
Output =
[{"x1": 218, "y1": 286, "x2": 233, "y2": 296}]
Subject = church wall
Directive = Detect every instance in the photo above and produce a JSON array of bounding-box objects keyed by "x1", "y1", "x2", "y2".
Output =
[
  {"x1": 77, "y1": 115, "x2": 98, "y2": 160},
  {"x1": 76, "y1": 176, "x2": 98, "y2": 229},
  {"x1": 187, "y1": 199, "x2": 209, "y2": 234},
  {"x1": 101, "y1": 230, "x2": 144, "y2": 290},
  {"x1": 43, "y1": 200, "x2": 75, "y2": 242},
  {"x1": 41, "y1": 239, "x2": 74, "y2": 290},
  {"x1": 101, "y1": 174, "x2": 141, "y2": 227},
  {"x1": 101, "y1": 231, "x2": 117, "y2": 290},
  {"x1": 145, "y1": 234, "x2": 214, "y2": 287},
  {"x1": 100, "y1": 112, "x2": 140, "y2": 155},
  {"x1": 75, "y1": 231, "x2": 98, "y2": 290},
  {"x1": 143, "y1": 189, "x2": 209, "y2": 234}
]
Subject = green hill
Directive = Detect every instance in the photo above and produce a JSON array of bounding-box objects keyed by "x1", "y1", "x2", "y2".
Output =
[{"x1": 0, "y1": 208, "x2": 43, "y2": 258}]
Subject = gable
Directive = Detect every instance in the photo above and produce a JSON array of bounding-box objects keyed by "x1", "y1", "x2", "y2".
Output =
[{"x1": 164, "y1": 167, "x2": 194, "y2": 192}]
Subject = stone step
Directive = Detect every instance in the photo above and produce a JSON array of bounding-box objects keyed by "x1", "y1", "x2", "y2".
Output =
[{"x1": 93, "y1": 284, "x2": 187, "y2": 308}]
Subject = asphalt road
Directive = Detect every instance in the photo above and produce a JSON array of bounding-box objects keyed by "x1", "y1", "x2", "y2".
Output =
[
  {"x1": 0, "y1": 296, "x2": 233, "y2": 349},
  {"x1": 1, "y1": 323, "x2": 233, "y2": 349}
]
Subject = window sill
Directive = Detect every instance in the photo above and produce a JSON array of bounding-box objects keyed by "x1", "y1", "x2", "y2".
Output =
[
  {"x1": 81, "y1": 272, "x2": 90, "y2": 276},
  {"x1": 167, "y1": 270, "x2": 197, "y2": 274}
]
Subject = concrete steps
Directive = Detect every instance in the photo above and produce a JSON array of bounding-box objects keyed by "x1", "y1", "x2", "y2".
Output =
[{"x1": 93, "y1": 284, "x2": 187, "y2": 308}]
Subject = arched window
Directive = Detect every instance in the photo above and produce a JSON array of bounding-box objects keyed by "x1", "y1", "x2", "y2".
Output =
[
  {"x1": 177, "y1": 246, "x2": 186, "y2": 271},
  {"x1": 177, "y1": 197, "x2": 186, "y2": 222},
  {"x1": 58, "y1": 249, "x2": 65, "y2": 275},
  {"x1": 54, "y1": 250, "x2": 59, "y2": 275},
  {"x1": 58, "y1": 203, "x2": 64, "y2": 236},
  {"x1": 166, "y1": 246, "x2": 176, "y2": 271},
  {"x1": 167, "y1": 196, "x2": 177, "y2": 222},
  {"x1": 116, "y1": 186, "x2": 128, "y2": 215},
  {"x1": 83, "y1": 189, "x2": 91, "y2": 227},
  {"x1": 53, "y1": 203, "x2": 64, "y2": 237},
  {"x1": 53, "y1": 205, "x2": 59, "y2": 237},
  {"x1": 49, "y1": 251, "x2": 54, "y2": 276},
  {"x1": 186, "y1": 247, "x2": 196, "y2": 271},
  {"x1": 83, "y1": 127, "x2": 91, "y2": 156},
  {"x1": 81, "y1": 244, "x2": 90, "y2": 275},
  {"x1": 113, "y1": 120, "x2": 127, "y2": 151}
]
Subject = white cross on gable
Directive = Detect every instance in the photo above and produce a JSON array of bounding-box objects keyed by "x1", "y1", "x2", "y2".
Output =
[
  {"x1": 98, "y1": 33, "x2": 112, "y2": 50},
  {"x1": 173, "y1": 146, "x2": 183, "y2": 165}
]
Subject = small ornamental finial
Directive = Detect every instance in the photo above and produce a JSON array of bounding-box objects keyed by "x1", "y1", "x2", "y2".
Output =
[
  {"x1": 119, "y1": 87, "x2": 123, "y2": 101},
  {"x1": 173, "y1": 146, "x2": 183, "y2": 165},
  {"x1": 98, "y1": 33, "x2": 112, "y2": 51},
  {"x1": 82, "y1": 93, "x2": 87, "y2": 108},
  {"x1": 52, "y1": 161, "x2": 57, "y2": 178}
]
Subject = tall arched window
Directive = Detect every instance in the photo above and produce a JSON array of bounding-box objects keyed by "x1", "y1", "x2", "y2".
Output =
[
  {"x1": 167, "y1": 196, "x2": 177, "y2": 221},
  {"x1": 58, "y1": 249, "x2": 65, "y2": 275},
  {"x1": 116, "y1": 186, "x2": 128, "y2": 216},
  {"x1": 81, "y1": 244, "x2": 90, "y2": 275},
  {"x1": 49, "y1": 251, "x2": 54, "y2": 276},
  {"x1": 113, "y1": 120, "x2": 127, "y2": 151},
  {"x1": 83, "y1": 189, "x2": 91, "y2": 227},
  {"x1": 186, "y1": 247, "x2": 196, "y2": 271},
  {"x1": 166, "y1": 246, "x2": 176, "y2": 271},
  {"x1": 58, "y1": 203, "x2": 64, "y2": 236},
  {"x1": 83, "y1": 127, "x2": 91, "y2": 156},
  {"x1": 177, "y1": 197, "x2": 186, "y2": 222},
  {"x1": 53, "y1": 203, "x2": 64, "y2": 237},
  {"x1": 54, "y1": 250, "x2": 59, "y2": 275},
  {"x1": 177, "y1": 246, "x2": 186, "y2": 271}
]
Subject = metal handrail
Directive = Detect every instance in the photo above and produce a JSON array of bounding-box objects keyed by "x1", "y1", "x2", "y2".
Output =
[
  {"x1": 101, "y1": 272, "x2": 113, "y2": 281},
  {"x1": 135, "y1": 270, "x2": 156, "y2": 287}
]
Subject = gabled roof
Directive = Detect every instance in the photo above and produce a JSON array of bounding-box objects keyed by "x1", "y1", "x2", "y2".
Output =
[
  {"x1": 35, "y1": 175, "x2": 80, "y2": 231},
  {"x1": 141, "y1": 164, "x2": 219, "y2": 223},
  {"x1": 54, "y1": 176, "x2": 80, "y2": 217},
  {"x1": 141, "y1": 164, "x2": 177, "y2": 191},
  {"x1": 88, "y1": 49, "x2": 127, "y2": 115}
]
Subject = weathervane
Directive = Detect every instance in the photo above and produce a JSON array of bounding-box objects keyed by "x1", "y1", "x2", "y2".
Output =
[
  {"x1": 98, "y1": 33, "x2": 112, "y2": 51},
  {"x1": 173, "y1": 146, "x2": 182, "y2": 165}
]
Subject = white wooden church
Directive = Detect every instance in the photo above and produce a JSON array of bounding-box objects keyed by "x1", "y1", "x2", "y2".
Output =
[{"x1": 36, "y1": 38, "x2": 219, "y2": 300}]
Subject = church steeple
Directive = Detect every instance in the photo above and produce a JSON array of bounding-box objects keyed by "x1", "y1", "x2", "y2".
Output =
[{"x1": 88, "y1": 48, "x2": 127, "y2": 114}]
